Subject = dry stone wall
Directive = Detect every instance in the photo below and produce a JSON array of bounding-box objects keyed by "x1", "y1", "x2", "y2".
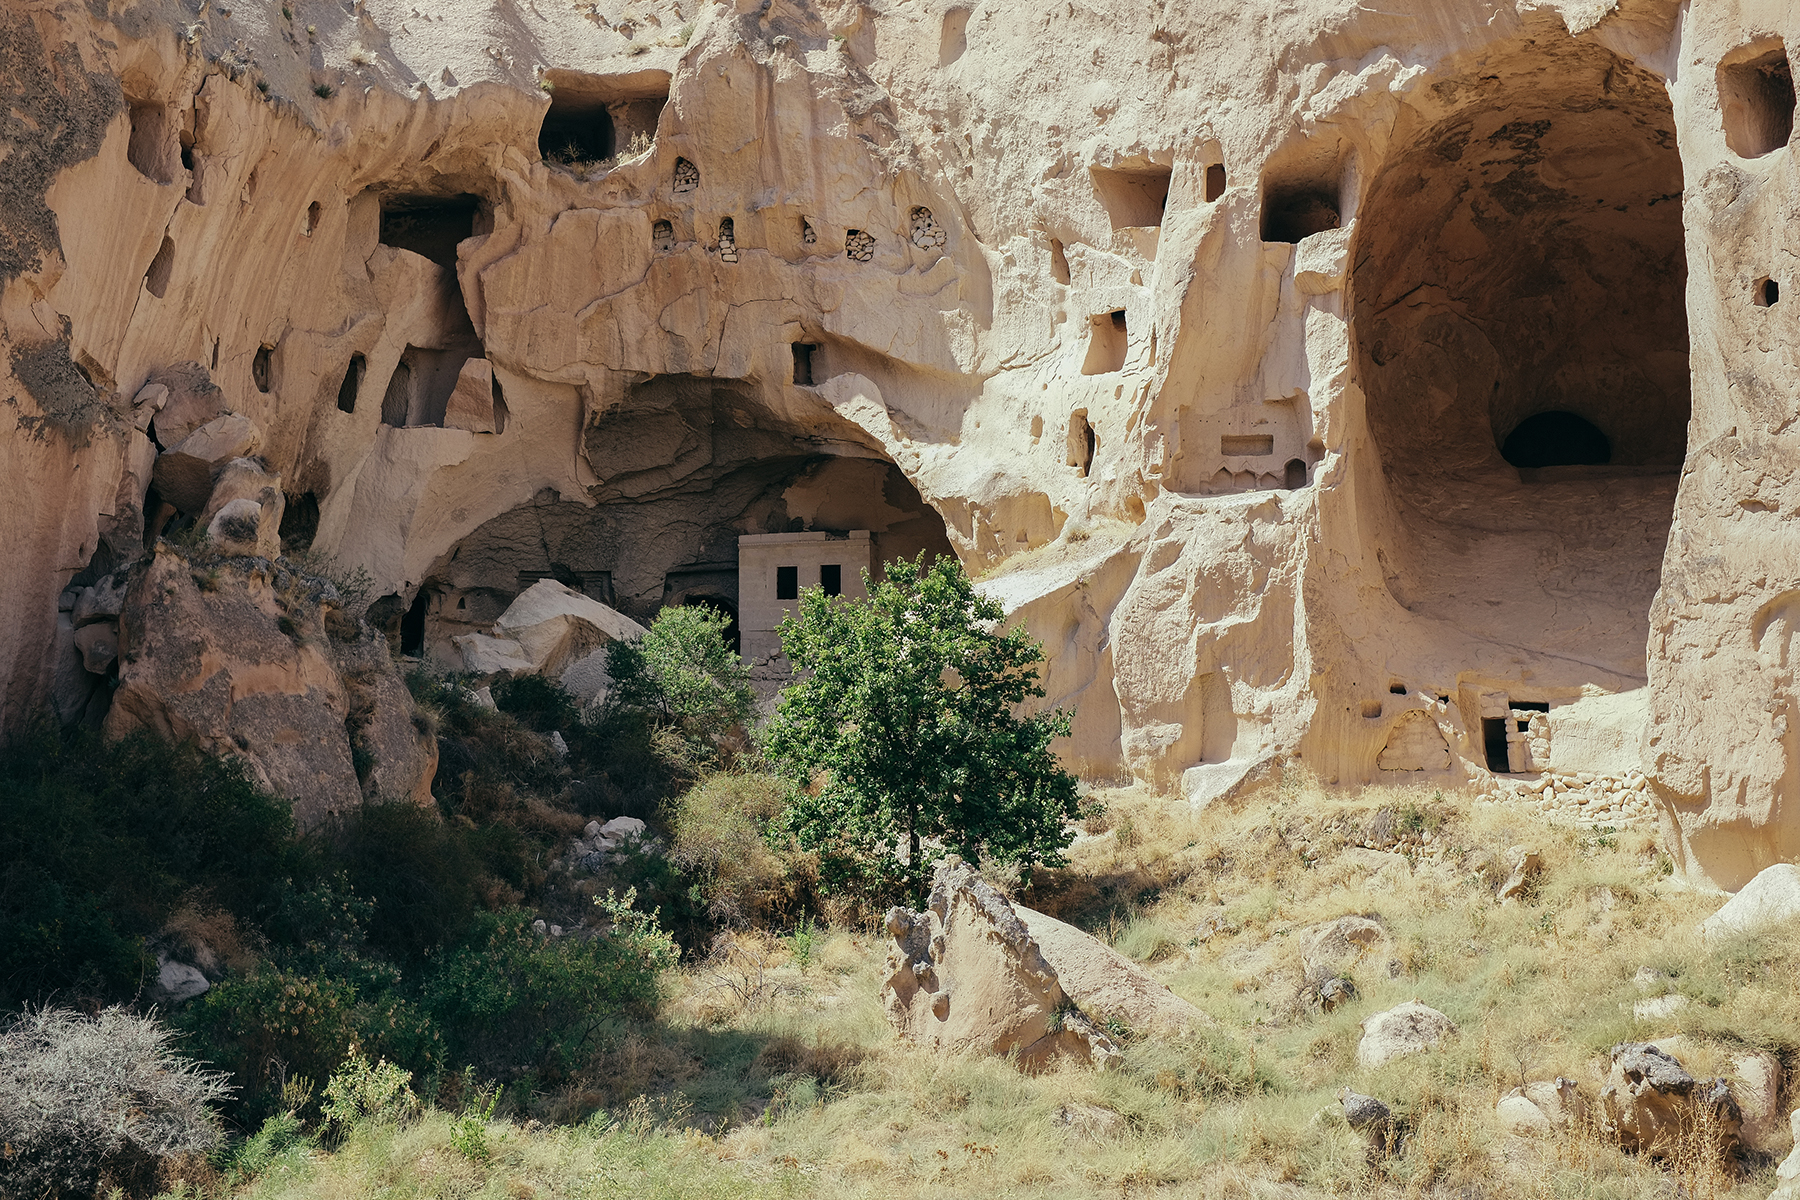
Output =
[{"x1": 1, "y1": 0, "x2": 1797, "y2": 890}]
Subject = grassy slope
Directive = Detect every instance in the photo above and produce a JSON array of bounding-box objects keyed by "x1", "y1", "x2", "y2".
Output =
[{"x1": 228, "y1": 777, "x2": 1796, "y2": 1200}]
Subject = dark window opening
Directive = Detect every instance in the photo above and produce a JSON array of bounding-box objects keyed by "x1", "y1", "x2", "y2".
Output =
[
  {"x1": 179, "y1": 138, "x2": 194, "y2": 173},
  {"x1": 680, "y1": 595, "x2": 740, "y2": 654},
  {"x1": 718, "y1": 216, "x2": 738, "y2": 262},
  {"x1": 1389, "y1": 682, "x2": 1407, "y2": 695},
  {"x1": 652, "y1": 219, "x2": 674, "y2": 252},
  {"x1": 540, "y1": 95, "x2": 615, "y2": 164},
  {"x1": 381, "y1": 357, "x2": 412, "y2": 426},
  {"x1": 126, "y1": 101, "x2": 176, "y2": 184},
  {"x1": 1513, "y1": 700, "x2": 1548, "y2": 734},
  {"x1": 1049, "y1": 237, "x2": 1070, "y2": 284},
  {"x1": 1262, "y1": 185, "x2": 1341, "y2": 243},
  {"x1": 1757, "y1": 277, "x2": 1780, "y2": 306},
  {"x1": 1501, "y1": 411, "x2": 1612, "y2": 469},
  {"x1": 252, "y1": 344, "x2": 274, "y2": 393},
  {"x1": 801, "y1": 217, "x2": 816, "y2": 245},
  {"x1": 278, "y1": 491, "x2": 320, "y2": 554},
  {"x1": 1090, "y1": 164, "x2": 1172, "y2": 229},
  {"x1": 1481, "y1": 717, "x2": 1512, "y2": 772},
  {"x1": 776, "y1": 566, "x2": 798, "y2": 600},
  {"x1": 820, "y1": 564, "x2": 842, "y2": 596},
  {"x1": 305, "y1": 200, "x2": 321, "y2": 236},
  {"x1": 1720, "y1": 45, "x2": 1795, "y2": 159},
  {"x1": 792, "y1": 342, "x2": 818, "y2": 386},
  {"x1": 381, "y1": 345, "x2": 475, "y2": 428},
  {"x1": 337, "y1": 352, "x2": 365, "y2": 413},
  {"x1": 378, "y1": 194, "x2": 480, "y2": 267},
  {"x1": 1362, "y1": 700, "x2": 1382, "y2": 718},
  {"x1": 1284, "y1": 458, "x2": 1308, "y2": 489},
  {"x1": 673, "y1": 156, "x2": 699, "y2": 192},
  {"x1": 1205, "y1": 163, "x2": 1227, "y2": 202},
  {"x1": 400, "y1": 590, "x2": 430, "y2": 657},
  {"x1": 1081, "y1": 310, "x2": 1128, "y2": 375},
  {"x1": 1069, "y1": 410, "x2": 1097, "y2": 477},
  {"x1": 144, "y1": 237, "x2": 175, "y2": 299}
]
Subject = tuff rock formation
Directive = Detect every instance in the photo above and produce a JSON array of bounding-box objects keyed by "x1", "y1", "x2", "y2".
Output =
[
  {"x1": 1, "y1": 0, "x2": 1798, "y2": 882},
  {"x1": 881, "y1": 858, "x2": 1204, "y2": 1068}
]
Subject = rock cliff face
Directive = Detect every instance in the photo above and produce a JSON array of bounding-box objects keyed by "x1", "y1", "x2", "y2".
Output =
[{"x1": 1, "y1": 0, "x2": 1796, "y2": 885}]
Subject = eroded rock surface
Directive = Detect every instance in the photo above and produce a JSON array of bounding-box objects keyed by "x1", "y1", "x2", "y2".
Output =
[
  {"x1": 0, "y1": 0, "x2": 1793, "y2": 887},
  {"x1": 105, "y1": 547, "x2": 434, "y2": 826},
  {"x1": 882, "y1": 860, "x2": 1125, "y2": 1069}
]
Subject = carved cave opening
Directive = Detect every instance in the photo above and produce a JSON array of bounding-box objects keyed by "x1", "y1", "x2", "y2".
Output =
[
  {"x1": 539, "y1": 69, "x2": 668, "y2": 168},
  {"x1": 400, "y1": 374, "x2": 956, "y2": 665},
  {"x1": 1354, "y1": 40, "x2": 1690, "y2": 682}
]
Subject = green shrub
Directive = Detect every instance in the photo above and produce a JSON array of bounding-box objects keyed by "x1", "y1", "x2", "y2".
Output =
[
  {"x1": 225, "y1": 1111, "x2": 308, "y2": 1183},
  {"x1": 668, "y1": 772, "x2": 815, "y2": 925},
  {"x1": 0, "y1": 1007, "x2": 231, "y2": 1198},
  {"x1": 320, "y1": 1050, "x2": 418, "y2": 1130},
  {"x1": 605, "y1": 605, "x2": 754, "y2": 771},
  {"x1": 421, "y1": 892, "x2": 676, "y2": 1076},
  {"x1": 493, "y1": 674, "x2": 581, "y2": 733},
  {"x1": 0, "y1": 725, "x2": 298, "y2": 1007}
]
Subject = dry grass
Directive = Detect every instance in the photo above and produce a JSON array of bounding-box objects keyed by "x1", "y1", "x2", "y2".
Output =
[{"x1": 234, "y1": 775, "x2": 1795, "y2": 1200}]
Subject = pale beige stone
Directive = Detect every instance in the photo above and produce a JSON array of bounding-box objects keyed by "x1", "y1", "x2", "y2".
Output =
[{"x1": 0, "y1": 0, "x2": 1789, "y2": 898}]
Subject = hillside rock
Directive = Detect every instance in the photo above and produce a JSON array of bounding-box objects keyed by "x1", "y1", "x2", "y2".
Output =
[
  {"x1": 0, "y1": 0, "x2": 1795, "y2": 898},
  {"x1": 1699, "y1": 864, "x2": 1800, "y2": 943},
  {"x1": 881, "y1": 859, "x2": 1121, "y2": 1070},
  {"x1": 1774, "y1": 1110, "x2": 1800, "y2": 1200},
  {"x1": 454, "y1": 580, "x2": 647, "y2": 690},
  {"x1": 1356, "y1": 1001, "x2": 1457, "y2": 1068},
  {"x1": 1597, "y1": 1042, "x2": 1741, "y2": 1159},
  {"x1": 105, "y1": 548, "x2": 434, "y2": 826},
  {"x1": 1496, "y1": 1078, "x2": 1584, "y2": 1137},
  {"x1": 1016, "y1": 907, "x2": 1209, "y2": 1036}
]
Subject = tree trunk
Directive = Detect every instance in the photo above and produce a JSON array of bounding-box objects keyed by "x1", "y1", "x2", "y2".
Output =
[{"x1": 908, "y1": 799, "x2": 921, "y2": 907}]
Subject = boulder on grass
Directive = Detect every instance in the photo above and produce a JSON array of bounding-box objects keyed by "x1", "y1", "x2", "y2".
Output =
[
  {"x1": 881, "y1": 859, "x2": 1120, "y2": 1070},
  {"x1": 1698, "y1": 863, "x2": 1800, "y2": 943},
  {"x1": 1016, "y1": 906, "x2": 1210, "y2": 1037},
  {"x1": 1356, "y1": 1001, "x2": 1457, "y2": 1068},
  {"x1": 1597, "y1": 1042, "x2": 1741, "y2": 1159}
]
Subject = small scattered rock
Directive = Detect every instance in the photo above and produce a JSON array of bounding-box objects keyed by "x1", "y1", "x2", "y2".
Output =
[
  {"x1": 1772, "y1": 1109, "x2": 1800, "y2": 1199},
  {"x1": 1496, "y1": 846, "x2": 1541, "y2": 903},
  {"x1": 1319, "y1": 976, "x2": 1358, "y2": 1012},
  {"x1": 1338, "y1": 1087, "x2": 1394, "y2": 1159},
  {"x1": 149, "y1": 956, "x2": 210, "y2": 1004},
  {"x1": 1052, "y1": 1103, "x2": 1123, "y2": 1138},
  {"x1": 600, "y1": 815, "x2": 647, "y2": 840},
  {"x1": 549, "y1": 730, "x2": 569, "y2": 756},
  {"x1": 1631, "y1": 993, "x2": 1688, "y2": 1021}
]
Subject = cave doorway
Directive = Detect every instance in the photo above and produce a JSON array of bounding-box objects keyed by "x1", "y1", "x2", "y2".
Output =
[{"x1": 1352, "y1": 39, "x2": 1690, "y2": 681}]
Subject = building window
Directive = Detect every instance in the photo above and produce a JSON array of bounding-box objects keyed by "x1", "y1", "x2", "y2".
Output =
[
  {"x1": 820, "y1": 564, "x2": 842, "y2": 596},
  {"x1": 776, "y1": 566, "x2": 798, "y2": 600}
]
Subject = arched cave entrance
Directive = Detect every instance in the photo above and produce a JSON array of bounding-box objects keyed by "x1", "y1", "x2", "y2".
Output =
[
  {"x1": 1353, "y1": 40, "x2": 1689, "y2": 681},
  {"x1": 405, "y1": 373, "x2": 956, "y2": 666}
]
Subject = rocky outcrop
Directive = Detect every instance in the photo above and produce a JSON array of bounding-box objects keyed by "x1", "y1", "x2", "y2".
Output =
[
  {"x1": 0, "y1": 0, "x2": 1795, "y2": 894},
  {"x1": 882, "y1": 859, "x2": 1207, "y2": 1069},
  {"x1": 105, "y1": 546, "x2": 434, "y2": 826},
  {"x1": 453, "y1": 578, "x2": 647, "y2": 702},
  {"x1": 1597, "y1": 1042, "x2": 1742, "y2": 1159}
]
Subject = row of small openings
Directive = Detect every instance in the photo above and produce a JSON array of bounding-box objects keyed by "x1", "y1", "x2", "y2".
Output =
[
  {"x1": 775, "y1": 564, "x2": 843, "y2": 600},
  {"x1": 650, "y1": 213, "x2": 900, "y2": 263},
  {"x1": 1218, "y1": 435, "x2": 1309, "y2": 489},
  {"x1": 1720, "y1": 42, "x2": 1795, "y2": 158}
]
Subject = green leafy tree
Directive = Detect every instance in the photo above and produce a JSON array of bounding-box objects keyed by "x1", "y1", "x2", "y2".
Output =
[
  {"x1": 605, "y1": 604, "x2": 755, "y2": 771},
  {"x1": 765, "y1": 554, "x2": 1082, "y2": 905}
]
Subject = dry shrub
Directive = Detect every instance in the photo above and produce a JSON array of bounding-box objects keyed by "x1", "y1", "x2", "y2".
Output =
[
  {"x1": 161, "y1": 900, "x2": 259, "y2": 974},
  {"x1": 668, "y1": 772, "x2": 818, "y2": 926},
  {"x1": 752, "y1": 1033, "x2": 868, "y2": 1088}
]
